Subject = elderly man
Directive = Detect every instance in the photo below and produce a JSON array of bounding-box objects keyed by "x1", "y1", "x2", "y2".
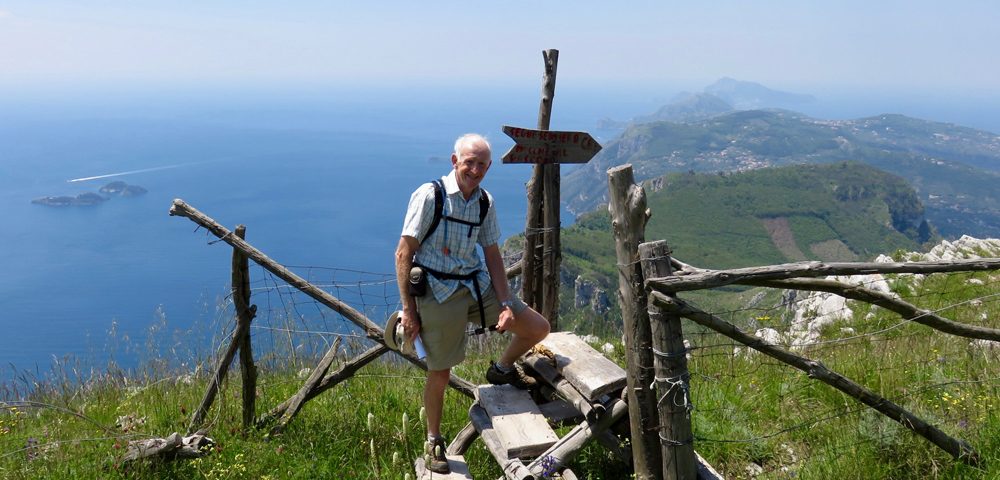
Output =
[{"x1": 395, "y1": 133, "x2": 550, "y2": 474}]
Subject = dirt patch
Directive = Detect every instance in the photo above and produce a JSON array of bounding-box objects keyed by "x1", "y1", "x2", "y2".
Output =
[
  {"x1": 809, "y1": 239, "x2": 859, "y2": 261},
  {"x1": 760, "y1": 217, "x2": 807, "y2": 261}
]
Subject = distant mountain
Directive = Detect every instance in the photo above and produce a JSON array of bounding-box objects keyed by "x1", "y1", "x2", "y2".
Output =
[
  {"x1": 598, "y1": 78, "x2": 814, "y2": 129},
  {"x1": 635, "y1": 92, "x2": 734, "y2": 124},
  {"x1": 561, "y1": 162, "x2": 933, "y2": 288},
  {"x1": 565, "y1": 109, "x2": 1000, "y2": 239},
  {"x1": 704, "y1": 77, "x2": 816, "y2": 109}
]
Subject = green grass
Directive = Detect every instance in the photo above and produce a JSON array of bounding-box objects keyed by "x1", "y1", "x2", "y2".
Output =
[
  {"x1": 0, "y1": 334, "x2": 630, "y2": 480},
  {"x1": 682, "y1": 269, "x2": 1000, "y2": 478},
  {"x1": 4, "y1": 268, "x2": 1000, "y2": 478}
]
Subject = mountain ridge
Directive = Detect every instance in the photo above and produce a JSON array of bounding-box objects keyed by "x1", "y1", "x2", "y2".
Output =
[{"x1": 566, "y1": 107, "x2": 1000, "y2": 239}]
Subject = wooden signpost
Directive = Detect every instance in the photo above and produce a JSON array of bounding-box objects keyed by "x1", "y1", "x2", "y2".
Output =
[
  {"x1": 501, "y1": 126, "x2": 602, "y2": 164},
  {"x1": 505, "y1": 49, "x2": 602, "y2": 329}
]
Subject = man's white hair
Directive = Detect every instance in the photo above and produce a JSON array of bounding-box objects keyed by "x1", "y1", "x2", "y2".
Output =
[{"x1": 453, "y1": 133, "x2": 491, "y2": 156}]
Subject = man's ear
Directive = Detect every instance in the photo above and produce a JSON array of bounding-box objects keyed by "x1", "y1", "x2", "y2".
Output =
[{"x1": 451, "y1": 153, "x2": 459, "y2": 167}]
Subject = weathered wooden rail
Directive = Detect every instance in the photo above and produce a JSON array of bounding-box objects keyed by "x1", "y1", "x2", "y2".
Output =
[{"x1": 170, "y1": 199, "x2": 478, "y2": 435}]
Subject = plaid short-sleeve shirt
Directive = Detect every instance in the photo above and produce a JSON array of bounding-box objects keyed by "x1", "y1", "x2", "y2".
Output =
[{"x1": 401, "y1": 170, "x2": 500, "y2": 304}]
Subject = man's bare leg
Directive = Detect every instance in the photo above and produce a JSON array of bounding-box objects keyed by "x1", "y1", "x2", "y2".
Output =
[
  {"x1": 424, "y1": 368, "x2": 451, "y2": 438},
  {"x1": 498, "y1": 307, "x2": 550, "y2": 367}
]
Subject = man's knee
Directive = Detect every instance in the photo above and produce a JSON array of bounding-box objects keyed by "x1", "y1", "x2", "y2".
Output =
[
  {"x1": 520, "y1": 308, "x2": 550, "y2": 344},
  {"x1": 427, "y1": 369, "x2": 451, "y2": 386},
  {"x1": 535, "y1": 316, "x2": 551, "y2": 343}
]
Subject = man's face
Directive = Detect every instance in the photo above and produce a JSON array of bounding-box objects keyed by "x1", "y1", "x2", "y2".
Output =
[{"x1": 451, "y1": 143, "x2": 491, "y2": 195}]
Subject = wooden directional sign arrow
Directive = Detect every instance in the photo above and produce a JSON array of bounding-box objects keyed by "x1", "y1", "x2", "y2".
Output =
[{"x1": 501, "y1": 125, "x2": 602, "y2": 164}]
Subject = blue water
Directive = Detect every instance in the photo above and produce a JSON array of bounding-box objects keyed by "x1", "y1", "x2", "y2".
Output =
[
  {"x1": 2, "y1": 84, "x2": 999, "y2": 382},
  {"x1": 0, "y1": 84, "x2": 657, "y2": 380}
]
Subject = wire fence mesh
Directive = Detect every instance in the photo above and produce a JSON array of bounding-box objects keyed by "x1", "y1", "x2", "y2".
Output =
[{"x1": 673, "y1": 267, "x2": 1000, "y2": 476}]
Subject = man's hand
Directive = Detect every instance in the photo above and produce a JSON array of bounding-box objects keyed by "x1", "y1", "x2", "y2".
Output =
[
  {"x1": 495, "y1": 306, "x2": 516, "y2": 333},
  {"x1": 401, "y1": 310, "x2": 421, "y2": 341}
]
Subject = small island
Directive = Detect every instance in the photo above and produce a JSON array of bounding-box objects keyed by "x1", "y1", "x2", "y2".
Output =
[
  {"x1": 32, "y1": 192, "x2": 108, "y2": 207},
  {"x1": 99, "y1": 180, "x2": 148, "y2": 197},
  {"x1": 32, "y1": 181, "x2": 147, "y2": 207}
]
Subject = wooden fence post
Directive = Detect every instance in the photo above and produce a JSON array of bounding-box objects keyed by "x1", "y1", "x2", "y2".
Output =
[
  {"x1": 607, "y1": 164, "x2": 661, "y2": 480},
  {"x1": 188, "y1": 225, "x2": 257, "y2": 434},
  {"x1": 639, "y1": 241, "x2": 696, "y2": 480},
  {"x1": 232, "y1": 225, "x2": 258, "y2": 429}
]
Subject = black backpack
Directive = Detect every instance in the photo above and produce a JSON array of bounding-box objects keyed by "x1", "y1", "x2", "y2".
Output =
[{"x1": 419, "y1": 179, "x2": 491, "y2": 245}]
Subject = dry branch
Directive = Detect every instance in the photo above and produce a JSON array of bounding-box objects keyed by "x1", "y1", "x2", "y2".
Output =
[
  {"x1": 648, "y1": 258, "x2": 1000, "y2": 292},
  {"x1": 748, "y1": 277, "x2": 1000, "y2": 342},
  {"x1": 270, "y1": 337, "x2": 342, "y2": 435},
  {"x1": 260, "y1": 344, "x2": 388, "y2": 426},
  {"x1": 650, "y1": 291, "x2": 981, "y2": 466},
  {"x1": 188, "y1": 306, "x2": 255, "y2": 434}
]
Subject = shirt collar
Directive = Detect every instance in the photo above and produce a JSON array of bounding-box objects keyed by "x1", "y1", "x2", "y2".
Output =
[{"x1": 442, "y1": 170, "x2": 463, "y2": 196}]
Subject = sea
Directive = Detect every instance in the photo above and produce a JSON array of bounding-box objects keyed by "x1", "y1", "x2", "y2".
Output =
[{"x1": 2, "y1": 82, "x2": 999, "y2": 385}]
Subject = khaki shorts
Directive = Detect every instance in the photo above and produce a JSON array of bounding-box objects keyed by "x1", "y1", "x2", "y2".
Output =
[{"x1": 416, "y1": 287, "x2": 500, "y2": 371}]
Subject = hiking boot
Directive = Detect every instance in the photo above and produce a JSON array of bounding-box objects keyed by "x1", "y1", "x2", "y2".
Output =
[
  {"x1": 486, "y1": 361, "x2": 537, "y2": 389},
  {"x1": 424, "y1": 436, "x2": 450, "y2": 474}
]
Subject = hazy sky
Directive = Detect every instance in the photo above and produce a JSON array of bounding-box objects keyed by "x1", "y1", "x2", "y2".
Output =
[{"x1": 1, "y1": 1, "x2": 999, "y2": 94}]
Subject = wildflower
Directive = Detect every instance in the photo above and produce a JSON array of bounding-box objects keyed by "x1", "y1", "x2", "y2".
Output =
[
  {"x1": 402, "y1": 412, "x2": 409, "y2": 440},
  {"x1": 405, "y1": 474, "x2": 412, "y2": 480},
  {"x1": 418, "y1": 407, "x2": 426, "y2": 423},
  {"x1": 25, "y1": 437, "x2": 38, "y2": 461},
  {"x1": 367, "y1": 412, "x2": 375, "y2": 432},
  {"x1": 392, "y1": 451, "x2": 400, "y2": 466},
  {"x1": 540, "y1": 454, "x2": 558, "y2": 478},
  {"x1": 369, "y1": 438, "x2": 376, "y2": 459}
]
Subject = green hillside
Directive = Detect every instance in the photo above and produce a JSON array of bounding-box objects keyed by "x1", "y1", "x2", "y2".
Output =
[
  {"x1": 560, "y1": 162, "x2": 933, "y2": 290},
  {"x1": 565, "y1": 109, "x2": 1000, "y2": 239}
]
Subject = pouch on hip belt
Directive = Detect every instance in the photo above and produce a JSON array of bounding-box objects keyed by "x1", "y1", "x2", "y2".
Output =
[{"x1": 408, "y1": 266, "x2": 428, "y2": 297}]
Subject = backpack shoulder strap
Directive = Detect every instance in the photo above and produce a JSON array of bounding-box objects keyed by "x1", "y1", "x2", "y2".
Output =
[
  {"x1": 419, "y1": 180, "x2": 445, "y2": 245},
  {"x1": 478, "y1": 188, "x2": 490, "y2": 225}
]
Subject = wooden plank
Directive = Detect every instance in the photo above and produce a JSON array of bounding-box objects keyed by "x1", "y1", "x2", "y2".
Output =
[
  {"x1": 469, "y1": 404, "x2": 536, "y2": 480},
  {"x1": 477, "y1": 385, "x2": 558, "y2": 459},
  {"x1": 537, "y1": 399, "x2": 583, "y2": 425},
  {"x1": 415, "y1": 455, "x2": 473, "y2": 480},
  {"x1": 539, "y1": 332, "x2": 627, "y2": 400}
]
